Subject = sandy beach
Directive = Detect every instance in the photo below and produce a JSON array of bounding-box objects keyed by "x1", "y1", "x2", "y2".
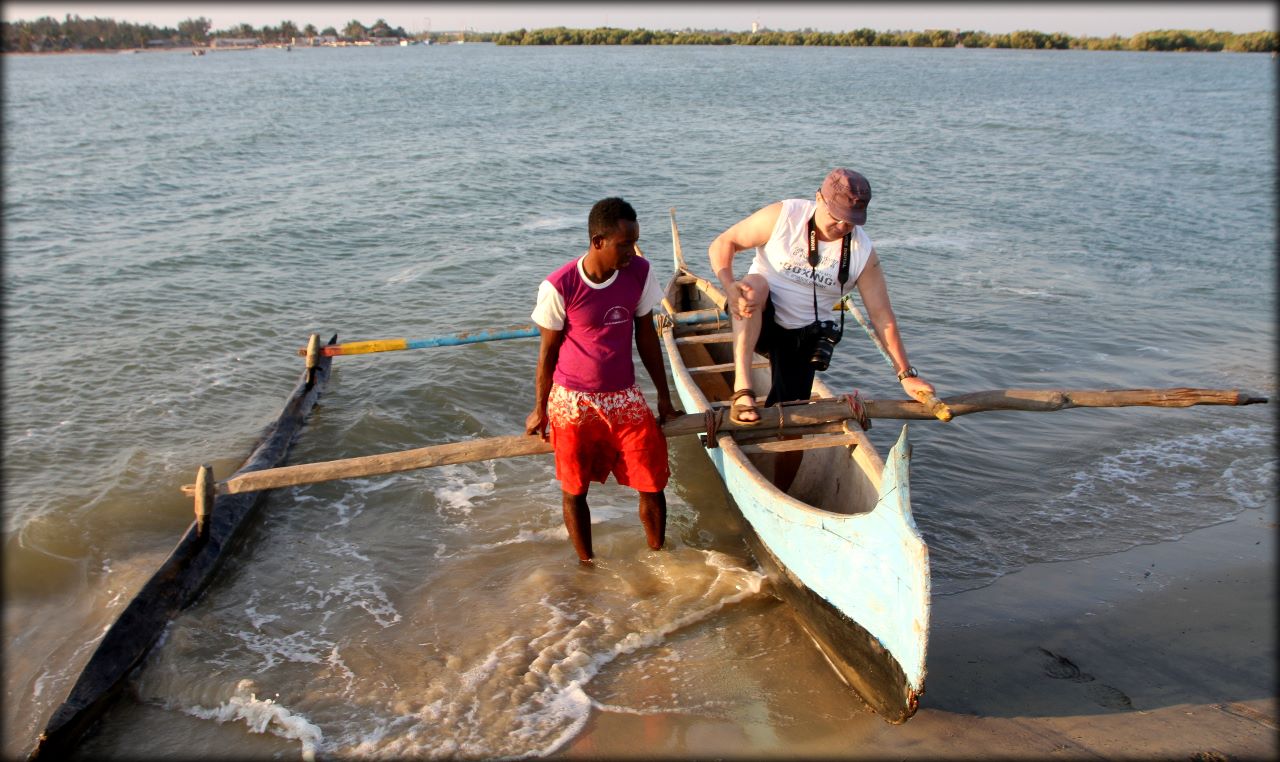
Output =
[{"x1": 560, "y1": 498, "x2": 1277, "y2": 759}]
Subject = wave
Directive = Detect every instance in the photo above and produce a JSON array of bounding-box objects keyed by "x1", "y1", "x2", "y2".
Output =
[{"x1": 180, "y1": 679, "x2": 322, "y2": 762}]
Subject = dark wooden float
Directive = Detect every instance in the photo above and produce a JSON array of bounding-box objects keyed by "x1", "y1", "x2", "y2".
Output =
[{"x1": 28, "y1": 335, "x2": 337, "y2": 760}]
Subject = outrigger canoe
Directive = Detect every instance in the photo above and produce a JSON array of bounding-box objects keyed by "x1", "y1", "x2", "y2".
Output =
[{"x1": 658, "y1": 218, "x2": 929, "y2": 723}]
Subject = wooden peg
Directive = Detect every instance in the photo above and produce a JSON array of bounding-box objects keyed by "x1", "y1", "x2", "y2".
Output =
[
  {"x1": 305, "y1": 333, "x2": 320, "y2": 371},
  {"x1": 194, "y1": 464, "x2": 214, "y2": 537}
]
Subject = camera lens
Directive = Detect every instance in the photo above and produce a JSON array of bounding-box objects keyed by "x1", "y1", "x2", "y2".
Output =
[
  {"x1": 811, "y1": 344, "x2": 832, "y2": 371},
  {"x1": 806, "y1": 320, "x2": 840, "y2": 371}
]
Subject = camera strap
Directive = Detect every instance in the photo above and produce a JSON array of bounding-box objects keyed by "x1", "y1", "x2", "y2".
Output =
[{"x1": 807, "y1": 215, "x2": 852, "y2": 331}]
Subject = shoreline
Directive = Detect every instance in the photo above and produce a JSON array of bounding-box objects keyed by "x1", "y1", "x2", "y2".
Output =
[
  {"x1": 3, "y1": 47, "x2": 209, "y2": 57},
  {"x1": 558, "y1": 499, "x2": 1277, "y2": 758},
  {"x1": 5, "y1": 43, "x2": 1274, "y2": 57},
  {"x1": 2, "y1": 47, "x2": 273, "y2": 56}
]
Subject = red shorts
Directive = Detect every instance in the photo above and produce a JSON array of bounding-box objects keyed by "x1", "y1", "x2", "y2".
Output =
[{"x1": 547, "y1": 383, "x2": 670, "y2": 495}]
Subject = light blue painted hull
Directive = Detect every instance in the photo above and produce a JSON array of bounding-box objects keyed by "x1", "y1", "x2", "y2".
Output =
[{"x1": 661, "y1": 269, "x2": 930, "y2": 722}]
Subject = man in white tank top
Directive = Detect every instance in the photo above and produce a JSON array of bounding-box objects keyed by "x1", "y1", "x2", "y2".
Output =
[{"x1": 708, "y1": 168, "x2": 936, "y2": 427}]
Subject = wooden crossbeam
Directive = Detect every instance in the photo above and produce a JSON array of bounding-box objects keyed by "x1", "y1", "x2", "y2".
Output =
[
  {"x1": 737, "y1": 433, "x2": 863, "y2": 454},
  {"x1": 688, "y1": 360, "x2": 769, "y2": 374},
  {"x1": 676, "y1": 332, "x2": 735, "y2": 345}
]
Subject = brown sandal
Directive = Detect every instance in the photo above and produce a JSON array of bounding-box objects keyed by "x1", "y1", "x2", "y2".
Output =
[{"x1": 730, "y1": 388, "x2": 761, "y2": 426}]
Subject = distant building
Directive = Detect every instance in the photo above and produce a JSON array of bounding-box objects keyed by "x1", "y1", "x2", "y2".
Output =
[
  {"x1": 146, "y1": 39, "x2": 173, "y2": 48},
  {"x1": 211, "y1": 38, "x2": 259, "y2": 49}
]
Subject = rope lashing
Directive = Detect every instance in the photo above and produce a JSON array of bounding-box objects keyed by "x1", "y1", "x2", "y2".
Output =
[
  {"x1": 843, "y1": 391, "x2": 871, "y2": 431},
  {"x1": 702, "y1": 407, "x2": 723, "y2": 449}
]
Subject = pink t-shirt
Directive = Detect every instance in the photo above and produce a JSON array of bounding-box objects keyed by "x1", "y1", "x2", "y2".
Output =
[{"x1": 531, "y1": 256, "x2": 662, "y2": 393}]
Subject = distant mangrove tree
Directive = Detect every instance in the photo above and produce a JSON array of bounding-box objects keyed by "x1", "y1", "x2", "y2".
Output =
[
  {"x1": 3, "y1": 14, "x2": 1275, "y2": 54},
  {"x1": 493, "y1": 26, "x2": 1277, "y2": 52}
]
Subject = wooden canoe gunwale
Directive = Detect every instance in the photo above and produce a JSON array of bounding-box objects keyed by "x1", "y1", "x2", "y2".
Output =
[
  {"x1": 28, "y1": 335, "x2": 338, "y2": 761},
  {"x1": 661, "y1": 261, "x2": 930, "y2": 723}
]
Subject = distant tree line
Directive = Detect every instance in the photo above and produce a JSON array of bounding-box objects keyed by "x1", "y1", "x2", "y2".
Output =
[
  {"x1": 0, "y1": 15, "x2": 426, "y2": 52},
  {"x1": 3, "y1": 15, "x2": 1274, "y2": 53},
  {"x1": 495, "y1": 26, "x2": 1278, "y2": 52}
]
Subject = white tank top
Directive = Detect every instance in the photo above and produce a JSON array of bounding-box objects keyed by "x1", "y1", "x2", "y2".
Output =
[{"x1": 747, "y1": 198, "x2": 874, "y2": 329}]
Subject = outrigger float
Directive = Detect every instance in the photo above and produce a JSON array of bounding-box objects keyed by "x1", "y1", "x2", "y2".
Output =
[
  {"x1": 30, "y1": 335, "x2": 337, "y2": 759},
  {"x1": 30, "y1": 214, "x2": 1267, "y2": 757}
]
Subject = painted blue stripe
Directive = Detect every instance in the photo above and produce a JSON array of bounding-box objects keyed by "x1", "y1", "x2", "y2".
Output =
[
  {"x1": 399, "y1": 311, "x2": 727, "y2": 350},
  {"x1": 404, "y1": 327, "x2": 539, "y2": 349}
]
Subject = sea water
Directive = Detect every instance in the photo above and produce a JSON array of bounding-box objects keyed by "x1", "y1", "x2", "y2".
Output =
[{"x1": 3, "y1": 44, "x2": 1274, "y2": 758}]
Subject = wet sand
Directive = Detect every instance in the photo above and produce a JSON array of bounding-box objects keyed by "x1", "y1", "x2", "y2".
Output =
[{"x1": 560, "y1": 500, "x2": 1277, "y2": 759}]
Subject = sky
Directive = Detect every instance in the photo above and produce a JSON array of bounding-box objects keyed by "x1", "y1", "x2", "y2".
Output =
[{"x1": 2, "y1": 2, "x2": 1275, "y2": 37}]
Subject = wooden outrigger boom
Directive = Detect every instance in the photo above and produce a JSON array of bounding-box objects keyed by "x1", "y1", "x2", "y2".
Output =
[{"x1": 177, "y1": 388, "x2": 1263, "y2": 497}]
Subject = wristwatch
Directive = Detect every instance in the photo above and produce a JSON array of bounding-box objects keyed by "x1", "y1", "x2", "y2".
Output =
[{"x1": 896, "y1": 366, "x2": 918, "y2": 381}]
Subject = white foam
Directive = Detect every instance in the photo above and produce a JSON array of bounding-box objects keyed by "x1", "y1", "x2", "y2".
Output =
[
  {"x1": 432, "y1": 464, "x2": 497, "y2": 524},
  {"x1": 302, "y1": 571, "x2": 401, "y2": 628},
  {"x1": 182, "y1": 678, "x2": 323, "y2": 761},
  {"x1": 235, "y1": 629, "x2": 331, "y2": 671},
  {"x1": 244, "y1": 593, "x2": 280, "y2": 630},
  {"x1": 1220, "y1": 457, "x2": 1277, "y2": 511},
  {"x1": 317, "y1": 492, "x2": 362, "y2": 530},
  {"x1": 1066, "y1": 423, "x2": 1268, "y2": 495},
  {"x1": 326, "y1": 644, "x2": 356, "y2": 695},
  {"x1": 511, "y1": 550, "x2": 765, "y2": 756},
  {"x1": 316, "y1": 536, "x2": 371, "y2": 563},
  {"x1": 1007, "y1": 421, "x2": 1278, "y2": 563}
]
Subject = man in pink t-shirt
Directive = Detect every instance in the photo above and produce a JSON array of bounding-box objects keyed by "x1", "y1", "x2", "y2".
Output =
[{"x1": 526, "y1": 197, "x2": 681, "y2": 564}]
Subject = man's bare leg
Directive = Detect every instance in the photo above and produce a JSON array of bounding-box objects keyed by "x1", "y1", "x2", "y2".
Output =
[
  {"x1": 638, "y1": 491, "x2": 666, "y2": 550},
  {"x1": 562, "y1": 490, "x2": 593, "y2": 563}
]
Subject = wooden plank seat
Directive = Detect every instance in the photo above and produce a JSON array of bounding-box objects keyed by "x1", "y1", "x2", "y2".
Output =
[
  {"x1": 737, "y1": 433, "x2": 863, "y2": 454},
  {"x1": 688, "y1": 360, "x2": 770, "y2": 374},
  {"x1": 675, "y1": 331, "x2": 735, "y2": 345}
]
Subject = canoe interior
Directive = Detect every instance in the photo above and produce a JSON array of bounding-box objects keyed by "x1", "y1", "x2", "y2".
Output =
[{"x1": 664, "y1": 274, "x2": 884, "y2": 513}]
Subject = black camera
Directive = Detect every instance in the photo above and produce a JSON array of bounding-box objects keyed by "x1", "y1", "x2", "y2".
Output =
[{"x1": 803, "y1": 320, "x2": 843, "y2": 371}]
